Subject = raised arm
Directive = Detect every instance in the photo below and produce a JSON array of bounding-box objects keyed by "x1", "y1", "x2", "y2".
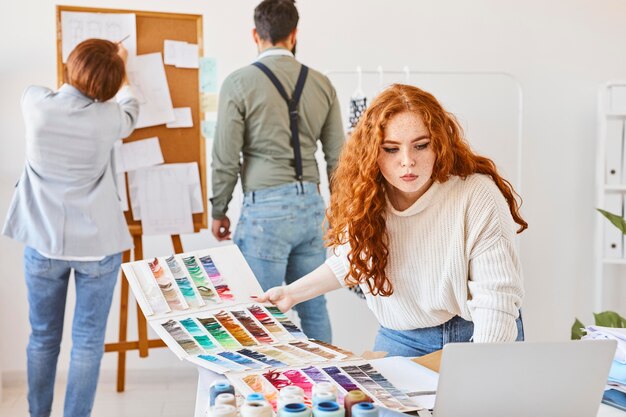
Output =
[{"x1": 115, "y1": 43, "x2": 138, "y2": 138}]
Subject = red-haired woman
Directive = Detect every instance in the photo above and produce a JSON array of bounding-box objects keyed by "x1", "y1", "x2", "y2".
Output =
[{"x1": 257, "y1": 83, "x2": 527, "y2": 356}]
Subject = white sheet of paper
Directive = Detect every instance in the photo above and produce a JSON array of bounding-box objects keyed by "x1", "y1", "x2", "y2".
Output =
[
  {"x1": 202, "y1": 112, "x2": 218, "y2": 140},
  {"x1": 116, "y1": 172, "x2": 129, "y2": 212},
  {"x1": 136, "y1": 165, "x2": 194, "y2": 236},
  {"x1": 163, "y1": 40, "x2": 186, "y2": 66},
  {"x1": 126, "y1": 53, "x2": 176, "y2": 129},
  {"x1": 128, "y1": 162, "x2": 203, "y2": 220},
  {"x1": 187, "y1": 162, "x2": 204, "y2": 214},
  {"x1": 163, "y1": 40, "x2": 198, "y2": 68},
  {"x1": 177, "y1": 43, "x2": 199, "y2": 68},
  {"x1": 117, "y1": 137, "x2": 164, "y2": 172},
  {"x1": 370, "y1": 356, "x2": 439, "y2": 410},
  {"x1": 584, "y1": 326, "x2": 626, "y2": 363},
  {"x1": 61, "y1": 12, "x2": 137, "y2": 62},
  {"x1": 166, "y1": 108, "x2": 194, "y2": 128}
]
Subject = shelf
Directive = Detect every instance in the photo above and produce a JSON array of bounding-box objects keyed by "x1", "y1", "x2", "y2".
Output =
[
  {"x1": 603, "y1": 185, "x2": 626, "y2": 191},
  {"x1": 606, "y1": 113, "x2": 626, "y2": 118},
  {"x1": 603, "y1": 258, "x2": 626, "y2": 265}
]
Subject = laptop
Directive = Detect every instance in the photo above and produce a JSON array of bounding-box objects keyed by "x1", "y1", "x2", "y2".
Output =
[{"x1": 432, "y1": 340, "x2": 616, "y2": 417}]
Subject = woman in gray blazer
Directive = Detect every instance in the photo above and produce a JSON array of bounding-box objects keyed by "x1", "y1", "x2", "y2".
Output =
[{"x1": 2, "y1": 39, "x2": 138, "y2": 417}]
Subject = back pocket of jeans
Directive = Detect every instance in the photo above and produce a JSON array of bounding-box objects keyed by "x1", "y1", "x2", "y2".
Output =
[
  {"x1": 24, "y1": 248, "x2": 51, "y2": 276},
  {"x1": 244, "y1": 204, "x2": 295, "y2": 222},
  {"x1": 98, "y1": 253, "x2": 121, "y2": 275}
]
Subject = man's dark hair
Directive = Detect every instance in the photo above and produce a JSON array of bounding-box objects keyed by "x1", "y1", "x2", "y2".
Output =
[{"x1": 254, "y1": 0, "x2": 299, "y2": 44}]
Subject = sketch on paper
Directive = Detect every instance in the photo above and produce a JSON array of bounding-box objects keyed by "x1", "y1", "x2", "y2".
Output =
[{"x1": 61, "y1": 12, "x2": 137, "y2": 62}]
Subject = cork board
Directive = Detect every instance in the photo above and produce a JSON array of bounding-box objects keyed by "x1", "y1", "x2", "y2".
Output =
[{"x1": 55, "y1": 5, "x2": 206, "y2": 236}]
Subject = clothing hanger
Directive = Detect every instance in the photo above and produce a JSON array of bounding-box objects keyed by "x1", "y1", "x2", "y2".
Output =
[{"x1": 352, "y1": 65, "x2": 365, "y2": 99}]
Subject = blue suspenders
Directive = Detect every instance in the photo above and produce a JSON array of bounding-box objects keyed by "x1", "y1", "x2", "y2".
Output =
[{"x1": 252, "y1": 61, "x2": 309, "y2": 182}]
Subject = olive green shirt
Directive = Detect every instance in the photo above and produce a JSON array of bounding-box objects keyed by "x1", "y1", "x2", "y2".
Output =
[{"x1": 210, "y1": 49, "x2": 344, "y2": 219}]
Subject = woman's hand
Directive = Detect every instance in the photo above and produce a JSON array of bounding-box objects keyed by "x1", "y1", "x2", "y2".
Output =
[
  {"x1": 117, "y1": 44, "x2": 130, "y2": 87},
  {"x1": 253, "y1": 264, "x2": 342, "y2": 312},
  {"x1": 254, "y1": 286, "x2": 296, "y2": 312},
  {"x1": 117, "y1": 43, "x2": 128, "y2": 64}
]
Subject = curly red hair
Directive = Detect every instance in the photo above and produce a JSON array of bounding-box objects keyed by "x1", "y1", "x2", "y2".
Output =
[{"x1": 326, "y1": 84, "x2": 527, "y2": 297}]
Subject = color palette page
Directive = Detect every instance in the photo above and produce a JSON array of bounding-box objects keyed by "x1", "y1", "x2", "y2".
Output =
[{"x1": 121, "y1": 245, "x2": 263, "y2": 321}]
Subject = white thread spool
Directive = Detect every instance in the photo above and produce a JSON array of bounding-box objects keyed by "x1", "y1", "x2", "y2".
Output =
[
  {"x1": 278, "y1": 394, "x2": 305, "y2": 410},
  {"x1": 312, "y1": 391, "x2": 336, "y2": 407},
  {"x1": 214, "y1": 393, "x2": 236, "y2": 407},
  {"x1": 280, "y1": 385, "x2": 305, "y2": 398},
  {"x1": 207, "y1": 404, "x2": 237, "y2": 417},
  {"x1": 240, "y1": 401, "x2": 273, "y2": 417},
  {"x1": 312, "y1": 382, "x2": 337, "y2": 397}
]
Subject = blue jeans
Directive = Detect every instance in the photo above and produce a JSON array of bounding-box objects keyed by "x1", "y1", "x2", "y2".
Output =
[
  {"x1": 24, "y1": 247, "x2": 122, "y2": 417},
  {"x1": 234, "y1": 182, "x2": 332, "y2": 343},
  {"x1": 373, "y1": 314, "x2": 525, "y2": 357}
]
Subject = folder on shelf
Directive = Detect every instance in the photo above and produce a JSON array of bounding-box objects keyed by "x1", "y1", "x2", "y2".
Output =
[
  {"x1": 603, "y1": 389, "x2": 626, "y2": 412},
  {"x1": 606, "y1": 119, "x2": 624, "y2": 185},
  {"x1": 603, "y1": 193, "x2": 623, "y2": 259}
]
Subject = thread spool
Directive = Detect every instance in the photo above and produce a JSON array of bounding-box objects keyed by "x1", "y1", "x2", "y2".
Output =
[
  {"x1": 209, "y1": 381, "x2": 235, "y2": 407},
  {"x1": 241, "y1": 400, "x2": 273, "y2": 417},
  {"x1": 246, "y1": 393, "x2": 266, "y2": 403},
  {"x1": 312, "y1": 391, "x2": 336, "y2": 407},
  {"x1": 312, "y1": 382, "x2": 337, "y2": 398},
  {"x1": 344, "y1": 390, "x2": 372, "y2": 417},
  {"x1": 279, "y1": 402, "x2": 312, "y2": 417},
  {"x1": 215, "y1": 393, "x2": 236, "y2": 407},
  {"x1": 280, "y1": 385, "x2": 305, "y2": 398},
  {"x1": 313, "y1": 401, "x2": 344, "y2": 417},
  {"x1": 278, "y1": 394, "x2": 305, "y2": 410},
  {"x1": 351, "y1": 403, "x2": 378, "y2": 417},
  {"x1": 207, "y1": 404, "x2": 237, "y2": 417}
]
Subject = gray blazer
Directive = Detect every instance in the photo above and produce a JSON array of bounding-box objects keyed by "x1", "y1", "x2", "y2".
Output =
[{"x1": 2, "y1": 84, "x2": 139, "y2": 256}]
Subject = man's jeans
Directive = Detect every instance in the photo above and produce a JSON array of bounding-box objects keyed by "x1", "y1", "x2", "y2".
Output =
[
  {"x1": 373, "y1": 314, "x2": 525, "y2": 357},
  {"x1": 234, "y1": 182, "x2": 332, "y2": 343},
  {"x1": 24, "y1": 247, "x2": 121, "y2": 417}
]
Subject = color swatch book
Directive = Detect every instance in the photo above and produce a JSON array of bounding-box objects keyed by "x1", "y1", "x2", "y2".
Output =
[{"x1": 121, "y1": 245, "x2": 360, "y2": 374}]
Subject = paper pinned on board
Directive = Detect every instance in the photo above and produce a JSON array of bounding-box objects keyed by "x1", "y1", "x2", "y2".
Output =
[
  {"x1": 128, "y1": 162, "x2": 204, "y2": 225},
  {"x1": 200, "y1": 57, "x2": 218, "y2": 93},
  {"x1": 133, "y1": 165, "x2": 194, "y2": 236},
  {"x1": 201, "y1": 93, "x2": 219, "y2": 112},
  {"x1": 163, "y1": 39, "x2": 199, "y2": 68},
  {"x1": 201, "y1": 113, "x2": 217, "y2": 140},
  {"x1": 126, "y1": 53, "x2": 176, "y2": 129},
  {"x1": 166, "y1": 108, "x2": 194, "y2": 128},
  {"x1": 114, "y1": 137, "x2": 164, "y2": 173},
  {"x1": 60, "y1": 11, "x2": 137, "y2": 62}
]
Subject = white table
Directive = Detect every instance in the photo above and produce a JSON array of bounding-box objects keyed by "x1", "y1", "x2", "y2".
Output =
[{"x1": 193, "y1": 365, "x2": 626, "y2": 417}]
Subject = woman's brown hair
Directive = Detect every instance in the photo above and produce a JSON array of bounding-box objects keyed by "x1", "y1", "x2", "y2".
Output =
[
  {"x1": 66, "y1": 39, "x2": 125, "y2": 102},
  {"x1": 325, "y1": 84, "x2": 527, "y2": 297}
]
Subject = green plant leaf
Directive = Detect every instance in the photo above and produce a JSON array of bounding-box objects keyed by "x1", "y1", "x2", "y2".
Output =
[
  {"x1": 571, "y1": 318, "x2": 586, "y2": 340},
  {"x1": 597, "y1": 208, "x2": 626, "y2": 235},
  {"x1": 593, "y1": 310, "x2": 626, "y2": 328}
]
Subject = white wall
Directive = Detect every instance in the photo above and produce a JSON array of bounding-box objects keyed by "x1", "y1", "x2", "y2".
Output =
[{"x1": 2, "y1": 0, "x2": 626, "y2": 376}]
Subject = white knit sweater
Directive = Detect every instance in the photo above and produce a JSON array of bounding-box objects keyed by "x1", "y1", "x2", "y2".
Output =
[{"x1": 325, "y1": 174, "x2": 524, "y2": 343}]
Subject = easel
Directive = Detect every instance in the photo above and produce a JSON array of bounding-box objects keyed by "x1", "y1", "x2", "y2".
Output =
[
  {"x1": 102, "y1": 234, "x2": 182, "y2": 392},
  {"x1": 56, "y1": 6, "x2": 206, "y2": 392}
]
